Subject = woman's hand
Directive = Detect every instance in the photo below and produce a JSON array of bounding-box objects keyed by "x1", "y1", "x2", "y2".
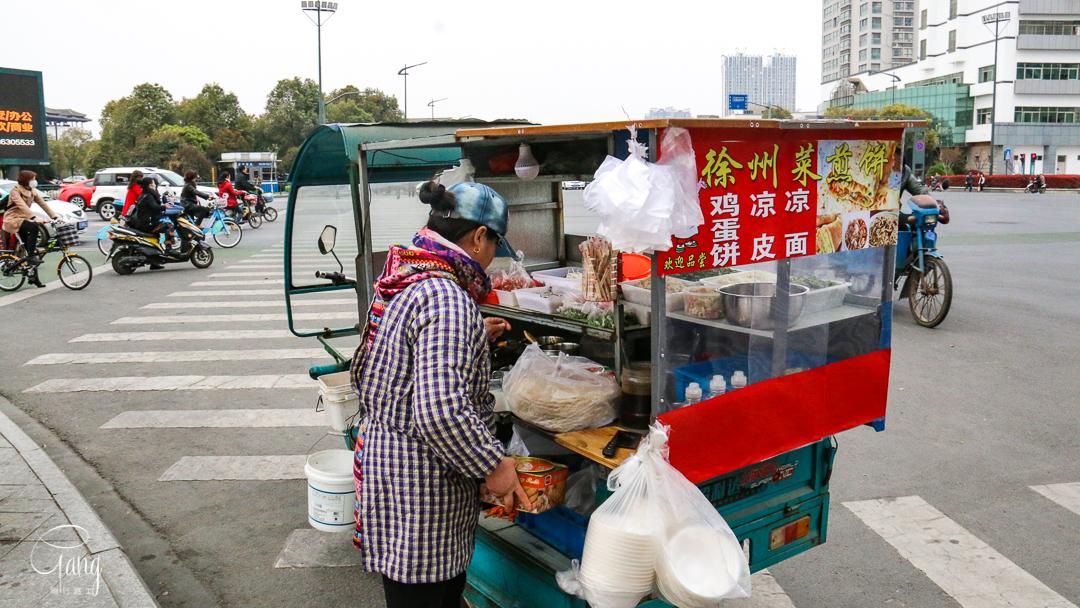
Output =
[
  {"x1": 485, "y1": 457, "x2": 532, "y2": 512},
  {"x1": 484, "y1": 317, "x2": 511, "y2": 342}
]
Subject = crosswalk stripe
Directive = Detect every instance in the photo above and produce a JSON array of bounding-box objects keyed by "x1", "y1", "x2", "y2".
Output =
[
  {"x1": 101, "y1": 409, "x2": 324, "y2": 429},
  {"x1": 227, "y1": 264, "x2": 325, "y2": 269},
  {"x1": 845, "y1": 496, "x2": 1077, "y2": 608},
  {"x1": 730, "y1": 571, "x2": 796, "y2": 608},
  {"x1": 26, "y1": 349, "x2": 328, "y2": 365},
  {"x1": 159, "y1": 455, "x2": 307, "y2": 481},
  {"x1": 168, "y1": 290, "x2": 282, "y2": 297},
  {"x1": 24, "y1": 374, "x2": 316, "y2": 393},
  {"x1": 274, "y1": 528, "x2": 361, "y2": 568},
  {"x1": 112, "y1": 312, "x2": 355, "y2": 324},
  {"x1": 190, "y1": 279, "x2": 285, "y2": 286},
  {"x1": 141, "y1": 299, "x2": 354, "y2": 309},
  {"x1": 209, "y1": 272, "x2": 285, "y2": 277},
  {"x1": 1031, "y1": 483, "x2": 1080, "y2": 518},
  {"x1": 70, "y1": 330, "x2": 295, "y2": 342}
]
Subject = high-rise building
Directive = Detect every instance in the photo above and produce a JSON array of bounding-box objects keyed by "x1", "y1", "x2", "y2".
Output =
[
  {"x1": 821, "y1": 0, "x2": 917, "y2": 84},
  {"x1": 721, "y1": 53, "x2": 797, "y2": 116},
  {"x1": 645, "y1": 107, "x2": 692, "y2": 119},
  {"x1": 825, "y1": 0, "x2": 1080, "y2": 175}
]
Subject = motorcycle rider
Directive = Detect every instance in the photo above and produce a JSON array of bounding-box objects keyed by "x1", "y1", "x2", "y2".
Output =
[
  {"x1": 120, "y1": 170, "x2": 145, "y2": 219},
  {"x1": 217, "y1": 169, "x2": 245, "y2": 221},
  {"x1": 892, "y1": 147, "x2": 929, "y2": 228},
  {"x1": 127, "y1": 177, "x2": 174, "y2": 269},
  {"x1": 235, "y1": 166, "x2": 264, "y2": 213}
]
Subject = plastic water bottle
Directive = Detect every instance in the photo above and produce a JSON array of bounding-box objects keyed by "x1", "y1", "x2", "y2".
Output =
[
  {"x1": 730, "y1": 371, "x2": 748, "y2": 390},
  {"x1": 708, "y1": 374, "x2": 727, "y2": 398},
  {"x1": 684, "y1": 382, "x2": 703, "y2": 405}
]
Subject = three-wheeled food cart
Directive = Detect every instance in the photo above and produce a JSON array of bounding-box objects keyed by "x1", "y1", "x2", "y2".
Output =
[{"x1": 283, "y1": 118, "x2": 922, "y2": 607}]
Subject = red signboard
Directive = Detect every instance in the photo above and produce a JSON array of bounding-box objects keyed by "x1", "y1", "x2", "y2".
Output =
[{"x1": 657, "y1": 128, "x2": 903, "y2": 276}]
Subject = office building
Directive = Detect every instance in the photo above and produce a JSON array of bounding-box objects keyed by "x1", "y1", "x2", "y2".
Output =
[
  {"x1": 822, "y1": 0, "x2": 917, "y2": 84},
  {"x1": 721, "y1": 53, "x2": 797, "y2": 116},
  {"x1": 826, "y1": 0, "x2": 1080, "y2": 174}
]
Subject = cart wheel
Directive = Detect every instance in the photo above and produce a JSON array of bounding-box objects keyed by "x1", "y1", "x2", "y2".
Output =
[
  {"x1": 0, "y1": 254, "x2": 26, "y2": 292},
  {"x1": 57, "y1": 254, "x2": 93, "y2": 290},
  {"x1": 908, "y1": 257, "x2": 952, "y2": 328}
]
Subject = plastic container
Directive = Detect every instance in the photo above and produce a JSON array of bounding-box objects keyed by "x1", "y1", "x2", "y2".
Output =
[
  {"x1": 317, "y1": 371, "x2": 359, "y2": 432},
  {"x1": 493, "y1": 289, "x2": 518, "y2": 307},
  {"x1": 619, "y1": 276, "x2": 695, "y2": 312},
  {"x1": 683, "y1": 287, "x2": 724, "y2": 320},
  {"x1": 514, "y1": 287, "x2": 563, "y2": 314},
  {"x1": 578, "y1": 509, "x2": 655, "y2": 594},
  {"x1": 708, "y1": 375, "x2": 727, "y2": 398},
  {"x1": 684, "y1": 382, "x2": 703, "y2": 404},
  {"x1": 670, "y1": 351, "x2": 830, "y2": 402},
  {"x1": 533, "y1": 267, "x2": 584, "y2": 295},
  {"x1": 517, "y1": 506, "x2": 589, "y2": 560},
  {"x1": 799, "y1": 281, "x2": 851, "y2": 316},
  {"x1": 304, "y1": 449, "x2": 356, "y2": 533},
  {"x1": 730, "y1": 371, "x2": 747, "y2": 390},
  {"x1": 656, "y1": 525, "x2": 747, "y2": 605}
]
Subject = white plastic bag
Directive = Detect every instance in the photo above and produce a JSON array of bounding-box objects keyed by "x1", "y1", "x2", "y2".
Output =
[
  {"x1": 503, "y1": 344, "x2": 619, "y2": 433},
  {"x1": 557, "y1": 423, "x2": 751, "y2": 608},
  {"x1": 563, "y1": 464, "x2": 601, "y2": 516},
  {"x1": 582, "y1": 127, "x2": 704, "y2": 253}
]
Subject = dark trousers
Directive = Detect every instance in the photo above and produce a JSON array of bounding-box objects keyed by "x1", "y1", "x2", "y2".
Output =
[
  {"x1": 381, "y1": 572, "x2": 467, "y2": 608},
  {"x1": 185, "y1": 205, "x2": 211, "y2": 225},
  {"x1": 17, "y1": 221, "x2": 41, "y2": 254}
]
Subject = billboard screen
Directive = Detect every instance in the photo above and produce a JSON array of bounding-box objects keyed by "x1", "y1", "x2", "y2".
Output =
[{"x1": 0, "y1": 68, "x2": 48, "y2": 165}]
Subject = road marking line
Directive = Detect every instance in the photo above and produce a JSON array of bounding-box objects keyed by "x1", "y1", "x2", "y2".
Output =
[
  {"x1": 168, "y1": 290, "x2": 282, "y2": 297},
  {"x1": 0, "y1": 262, "x2": 112, "y2": 309},
  {"x1": 24, "y1": 374, "x2": 316, "y2": 393},
  {"x1": 275, "y1": 528, "x2": 361, "y2": 568},
  {"x1": 70, "y1": 330, "x2": 295, "y2": 342},
  {"x1": 142, "y1": 299, "x2": 354, "y2": 309},
  {"x1": 227, "y1": 265, "x2": 324, "y2": 270},
  {"x1": 159, "y1": 455, "x2": 307, "y2": 481},
  {"x1": 1031, "y1": 483, "x2": 1080, "y2": 518},
  {"x1": 190, "y1": 279, "x2": 285, "y2": 286},
  {"x1": 209, "y1": 272, "x2": 285, "y2": 277},
  {"x1": 101, "y1": 409, "x2": 325, "y2": 429},
  {"x1": 845, "y1": 496, "x2": 1077, "y2": 608},
  {"x1": 112, "y1": 312, "x2": 355, "y2": 324},
  {"x1": 26, "y1": 349, "x2": 328, "y2": 365},
  {"x1": 727, "y1": 571, "x2": 796, "y2": 608}
]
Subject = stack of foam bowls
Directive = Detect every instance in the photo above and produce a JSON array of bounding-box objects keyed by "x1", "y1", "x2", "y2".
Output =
[
  {"x1": 578, "y1": 505, "x2": 655, "y2": 600},
  {"x1": 656, "y1": 524, "x2": 745, "y2": 607},
  {"x1": 317, "y1": 371, "x2": 359, "y2": 432}
]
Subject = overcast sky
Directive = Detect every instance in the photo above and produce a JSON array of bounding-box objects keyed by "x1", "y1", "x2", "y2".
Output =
[{"x1": 8, "y1": 0, "x2": 823, "y2": 131}]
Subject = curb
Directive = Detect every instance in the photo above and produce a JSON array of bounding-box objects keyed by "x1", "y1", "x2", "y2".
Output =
[{"x1": 0, "y1": 396, "x2": 160, "y2": 608}]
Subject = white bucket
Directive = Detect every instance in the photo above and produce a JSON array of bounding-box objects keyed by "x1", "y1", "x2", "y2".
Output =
[
  {"x1": 317, "y1": 371, "x2": 358, "y2": 432},
  {"x1": 304, "y1": 449, "x2": 356, "y2": 533}
]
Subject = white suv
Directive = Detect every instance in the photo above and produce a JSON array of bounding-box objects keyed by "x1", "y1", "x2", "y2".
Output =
[{"x1": 91, "y1": 167, "x2": 216, "y2": 221}]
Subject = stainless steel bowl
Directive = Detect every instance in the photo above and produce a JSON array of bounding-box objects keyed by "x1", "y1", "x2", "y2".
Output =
[
  {"x1": 535, "y1": 335, "x2": 566, "y2": 347},
  {"x1": 541, "y1": 342, "x2": 581, "y2": 356},
  {"x1": 718, "y1": 282, "x2": 809, "y2": 329}
]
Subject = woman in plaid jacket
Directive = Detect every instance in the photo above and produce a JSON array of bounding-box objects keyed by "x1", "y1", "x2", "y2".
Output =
[{"x1": 351, "y1": 181, "x2": 529, "y2": 608}]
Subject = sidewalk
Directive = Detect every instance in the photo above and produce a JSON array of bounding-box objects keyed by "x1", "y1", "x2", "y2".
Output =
[{"x1": 0, "y1": 403, "x2": 158, "y2": 607}]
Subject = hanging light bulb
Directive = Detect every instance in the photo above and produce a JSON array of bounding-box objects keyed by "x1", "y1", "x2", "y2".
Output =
[{"x1": 515, "y1": 143, "x2": 540, "y2": 181}]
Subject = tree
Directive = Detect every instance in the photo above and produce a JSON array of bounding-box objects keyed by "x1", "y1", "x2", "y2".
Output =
[
  {"x1": 822, "y1": 103, "x2": 941, "y2": 164},
  {"x1": 177, "y1": 84, "x2": 253, "y2": 143},
  {"x1": 132, "y1": 124, "x2": 212, "y2": 170},
  {"x1": 763, "y1": 106, "x2": 793, "y2": 119},
  {"x1": 48, "y1": 127, "x2": 96, "y2": 178},
  {"x1": 99, "y1": 83, "x2": 177, "y2": 161},
  {"x1": 170, "y1": 144, "x2": 213, "y2": 176},
  {"x1": 211, "y1": 127, "x2": 252, "y2": 155},
  {"x1": 279, "y1": 145, "x2": 300, "y2": 177},
  {"x1": 256, "y1": 77, "x2": 322, "y2": 156},
  {"x1": 325, "y1": 85, "x2": 402, "y2": 123}
]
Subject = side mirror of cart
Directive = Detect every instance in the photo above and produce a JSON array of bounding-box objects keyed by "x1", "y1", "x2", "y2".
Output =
[{"x1": 318, "y1": 224, "x2": 337, "y2": 255}]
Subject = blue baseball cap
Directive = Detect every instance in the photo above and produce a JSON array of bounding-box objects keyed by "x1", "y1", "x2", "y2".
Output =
[{"x1": 446, "y1": 182, "x2": 518, "y2": 259}]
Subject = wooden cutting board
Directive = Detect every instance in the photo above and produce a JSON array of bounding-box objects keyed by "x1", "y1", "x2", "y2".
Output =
[{"x1": 554, "y1": 426, "x2": 637, "y2": 469}]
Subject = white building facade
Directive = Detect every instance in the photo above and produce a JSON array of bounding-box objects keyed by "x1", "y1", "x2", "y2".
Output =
[
  {"x1": 825, "y1": 0, "x2": 1080, "y2": 175},
  {"x1": 722, "y1": 54, "x2": 797, "y2": 115}
]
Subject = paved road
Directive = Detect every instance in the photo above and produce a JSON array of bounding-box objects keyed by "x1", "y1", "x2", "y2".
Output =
[{"x1": 0, "y1": 191, "x2": 1077, "y2": 607}]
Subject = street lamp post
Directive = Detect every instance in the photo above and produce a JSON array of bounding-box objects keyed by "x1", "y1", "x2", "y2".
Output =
[
  {"x1": 300, "y1": 1, "x2": 339, "y2": 125},
  {"x1": 983, "y1": 11, "x2": 1012, "y2": 176},
  {"x1": 397, "y1": 62, "x2": 427, "y2": 122},
  {"x1": 427, "y1": 98, "x2": 448, "y2": 120}
]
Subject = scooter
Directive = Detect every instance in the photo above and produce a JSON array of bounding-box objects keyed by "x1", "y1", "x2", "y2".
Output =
[{"x1": 107, "y1": 204, "x2": 215, "y2": 274}]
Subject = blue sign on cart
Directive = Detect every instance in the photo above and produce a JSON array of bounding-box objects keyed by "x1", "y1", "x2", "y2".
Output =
[{"x1": 728, "y1": 94, "x2": 748, "y2": 111}]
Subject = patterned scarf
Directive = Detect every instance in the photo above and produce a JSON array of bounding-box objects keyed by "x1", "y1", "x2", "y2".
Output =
[{"x1": 350, "y1": 228, "x2": 491, "y2": 387}]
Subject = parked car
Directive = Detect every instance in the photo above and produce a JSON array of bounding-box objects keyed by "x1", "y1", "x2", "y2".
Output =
[
  {"x1": 0, "y1": 180, "x2": 89, "y2": 235},
  {"x1": 58, "y1": 179, "x2": 96, "y2": 211},
  {"x1": 90, "y1": 167, "x2": 217, "y2": 220},
  {"x1": 62, "y1": 175, "x2": 88, "y2": 183}
]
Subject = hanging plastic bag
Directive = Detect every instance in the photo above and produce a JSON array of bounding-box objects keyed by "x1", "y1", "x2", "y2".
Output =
[
  {"x1": 489, "y1": 256, "x2": 540, "y2": 291},
  {"x1": 563, "y1": 464, "x2": 601, "y2": 516},
  {"x1": 503, "y1": 344, "x2": 619, "y2": 433},
  {"x1": 582, "y1": 126, "x2": 704, "y2": 253},
  {"x1": 557, "y1": 423, "x2": 751, "y2": 608}
]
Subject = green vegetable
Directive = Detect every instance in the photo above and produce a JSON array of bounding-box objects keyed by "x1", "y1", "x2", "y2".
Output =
[{"x1": 792, "y1": 275, "x2": 838, "y2": 290}]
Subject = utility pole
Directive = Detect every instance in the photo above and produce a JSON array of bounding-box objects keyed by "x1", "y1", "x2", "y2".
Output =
[
  {"x1": 397, "y1": 62, "x2": 427, "y2": 122},
  {"x1": 301, "y1": 1, "x2": 339, "y2": 125},
  {"x1": 428, "y1": 98, "x2": 448, "y2": 120},
  {"x1": 983, "y1": 11, "x2": 1011, "y2": 176}
]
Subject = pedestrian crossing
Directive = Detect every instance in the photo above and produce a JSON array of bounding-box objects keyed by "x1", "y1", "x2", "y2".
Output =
[{"x1": 16, "y1": 242, "x2": 1080, "y2": 605}]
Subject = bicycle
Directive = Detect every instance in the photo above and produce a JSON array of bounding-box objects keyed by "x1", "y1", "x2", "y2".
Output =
[{"x1": 0, "y1": 220, "x2": 93, "y2": 292}]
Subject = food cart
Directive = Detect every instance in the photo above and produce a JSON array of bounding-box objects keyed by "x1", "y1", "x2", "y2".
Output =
[{"x1": 283, "y1": 118, "x2": 923, "y2": 607}]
